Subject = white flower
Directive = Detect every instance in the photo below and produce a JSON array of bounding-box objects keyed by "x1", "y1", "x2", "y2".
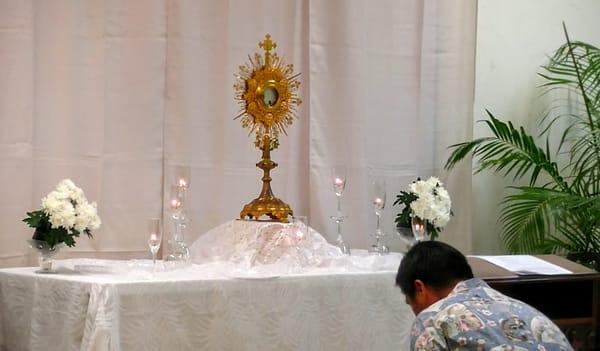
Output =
[
  {"x1": 74, "y1": 201, "x2": 101, "y2": 232},
  {"x1": 41, "y1": 192, "x2": 62, "y2": 213},
  {"x1": 56, "y1": 179, "x2": 76, "y2": 193},
  {"x1": 56, "y1": 179, "x2": 86, "y2": 205},
  {"x1": 409, "y1": 180, "x2": 430, "y2": 196},
  {"x1": 40, "y1": 179, "x2": 101, "y2": 233},
  {"x1": 45, "y1": 199, "x2": 76, "y2": 229},
  {"x1": 408, "y1": 176, "x2": 452, "y2": 230},
  {"x1": 426, "y1": 176, "x2": 442, "y2": 188}
]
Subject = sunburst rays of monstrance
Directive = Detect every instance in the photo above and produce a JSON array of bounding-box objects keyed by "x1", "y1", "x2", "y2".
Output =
[{"x1": 234, "y1": 34, "x2": 302, "y2": 222}]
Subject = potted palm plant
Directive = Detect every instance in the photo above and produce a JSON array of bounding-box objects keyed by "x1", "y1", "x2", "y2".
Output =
[{"x1": 445, "y1": 24, "x2": 600, "y2": 271}]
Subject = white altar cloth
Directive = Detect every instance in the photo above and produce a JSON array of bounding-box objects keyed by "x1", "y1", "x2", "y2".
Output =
[{"x1": 0, "y1": 256, "x2": 413, "y2": 351}]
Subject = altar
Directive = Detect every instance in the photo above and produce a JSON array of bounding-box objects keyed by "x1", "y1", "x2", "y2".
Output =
[{"x1": 0, "y1": 254, "x2": 412, "y2": 351}]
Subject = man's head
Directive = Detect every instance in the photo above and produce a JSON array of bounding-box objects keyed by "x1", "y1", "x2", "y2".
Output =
[{"x1": 396, "y1": 241, "x2": 474, "y2": 315}]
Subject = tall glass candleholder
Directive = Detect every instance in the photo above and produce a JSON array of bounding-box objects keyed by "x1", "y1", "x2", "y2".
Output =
[
  {"x1": 167, "y1": 166, "x2": 191, "y2": 263},
  {"x1": 173, "y1": 165, "x2": 190, "y2": 190},
  {"x1": 368, "y1": 178, "x2": 389, "y2": 255},
  {"x1": 329, "y1": 166, "x2": 350, "y2": 255},
  {"x1": 167, "y1": 185, "x2": 190, "y2": 263}
]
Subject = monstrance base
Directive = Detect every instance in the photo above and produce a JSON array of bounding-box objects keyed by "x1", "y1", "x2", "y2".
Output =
[{"x1": 240, "y1": 196, "x2": 293, "y2": 223}]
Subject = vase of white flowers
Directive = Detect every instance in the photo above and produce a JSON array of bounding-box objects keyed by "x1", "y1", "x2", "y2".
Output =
[
  {"x1": 23, "y1": 179, "x2": 101, "y2": 273},
  {"x1": 393, "y1": 177, "x2": 452, "y2": 241}
]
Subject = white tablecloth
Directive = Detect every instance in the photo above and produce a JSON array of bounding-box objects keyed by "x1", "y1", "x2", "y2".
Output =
[{"x1": 0, "y1": 257, "x2": 413, "y2": 351}]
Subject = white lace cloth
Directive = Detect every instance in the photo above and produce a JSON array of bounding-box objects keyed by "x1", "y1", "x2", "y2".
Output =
[
  {"x1": 189, "y1": 220, "x2": 403, "y2": 275},
  {"x1": 0, "y1": 222, "x2": 412, "y2": 351}
]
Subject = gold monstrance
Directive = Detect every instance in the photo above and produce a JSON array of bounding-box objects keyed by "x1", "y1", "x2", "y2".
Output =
[{"x1": 235, "y1": 34, "x2": 302, "y2": 222}]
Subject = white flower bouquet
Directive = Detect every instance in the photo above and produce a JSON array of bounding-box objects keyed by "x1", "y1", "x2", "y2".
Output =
[
  {"x1": 23, "y1": 179, "x2": 101, "y2": 248},
  {"x1": 393, "y1": 176, "x2": 452, "y2": 240}
]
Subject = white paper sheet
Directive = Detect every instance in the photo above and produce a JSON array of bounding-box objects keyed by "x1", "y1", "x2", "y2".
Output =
[{"x1": 474, "y1": 255, "x2": 572, "y2": 275}]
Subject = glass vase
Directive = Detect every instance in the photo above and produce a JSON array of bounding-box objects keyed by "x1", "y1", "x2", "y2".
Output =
[
  {"x1": 411, "y1": 216, "x2": 429, "y2": 242},
  {"x1": 28, "y1": 239, "x2": 63, "y2": 274},
  {"x1": 396, "y1": 223, "x2": 416, "y2": 252}
]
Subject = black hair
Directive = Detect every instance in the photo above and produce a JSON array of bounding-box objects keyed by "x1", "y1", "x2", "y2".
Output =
[{"x1": 396, "y1": 241, "x2": 474, "y2": 298}]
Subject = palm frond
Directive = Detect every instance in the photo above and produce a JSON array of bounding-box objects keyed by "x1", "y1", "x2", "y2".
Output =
[
  {"x1": 542, "y1": 40, "x2": 600, "y2": 112},
  {"x1": 446, "y1": 111, "x2": 567, "y2": 189},
  {"x1": 499, "y1": 187, "x2": 596, "y2": 253},
  {"x1": 500, "y1": 187, "x2": 559, "y2": 253},
  {"x1": 444, "y1": 137, "x2": 492, "y2": 170},
  {"x1": 540, "y1": 24, "x2": 600, "y2": 197},
  {"x1": 555, "y1": 209, "x2": 600, "y2": 253}
]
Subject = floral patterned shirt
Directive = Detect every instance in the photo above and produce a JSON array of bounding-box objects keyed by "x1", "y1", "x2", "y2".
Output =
[{"x1": 410, "y1": 278, "x2": 572, "y2": 351}]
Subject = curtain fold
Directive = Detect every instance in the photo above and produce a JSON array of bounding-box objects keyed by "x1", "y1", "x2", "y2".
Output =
[
  {"x1": 0, "y1": 0, "x2": 475, "y2": 267},
  {"x1": 308, "y1": 0, "x2": 475, "y2": 251}
]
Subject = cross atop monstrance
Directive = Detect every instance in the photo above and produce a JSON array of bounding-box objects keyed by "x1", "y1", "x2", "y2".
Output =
[
  {"x1": 259, "y1": 34, "x2": 276, "y2": 66},
  {"x1": 259, "y1": 34, "x2": 277, "y2": 53},
  {"x1": 234, "y1": 34, "x2": 302, "y2": 222}
]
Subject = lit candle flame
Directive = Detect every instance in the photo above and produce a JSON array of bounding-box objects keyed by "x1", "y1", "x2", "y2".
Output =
[
  {"x1": 171, "y1": 199, "x2": 181, "y2": 209},
  {"x1": 178, "y1": 179, "x2": 188, "y2": 188},
  {"x1": 412, "y1": 220, "x2": 425, "y2": 237}
]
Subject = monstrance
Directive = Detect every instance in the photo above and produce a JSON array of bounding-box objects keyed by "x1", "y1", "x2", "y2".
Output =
[{"x1": 235, "y1": 34, "x2": 302, "y2": 222}]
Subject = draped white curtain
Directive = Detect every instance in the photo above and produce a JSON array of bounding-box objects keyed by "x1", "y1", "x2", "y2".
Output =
[{"x1": 0, "y1": 0, "x2": 476, "y2": 267}]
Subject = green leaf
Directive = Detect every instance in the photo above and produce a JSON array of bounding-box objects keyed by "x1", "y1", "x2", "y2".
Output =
[
  {"x1": 393, "y1": 191, "x2": 418, "y2": 227},
  {"x1": 22, "y1": 210, "x2": 47, "y2": 229}
]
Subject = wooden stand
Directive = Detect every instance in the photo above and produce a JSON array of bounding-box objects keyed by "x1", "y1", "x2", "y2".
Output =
[{"x1": 469, "y1": 255, "x2": 600, "y2": 350}]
